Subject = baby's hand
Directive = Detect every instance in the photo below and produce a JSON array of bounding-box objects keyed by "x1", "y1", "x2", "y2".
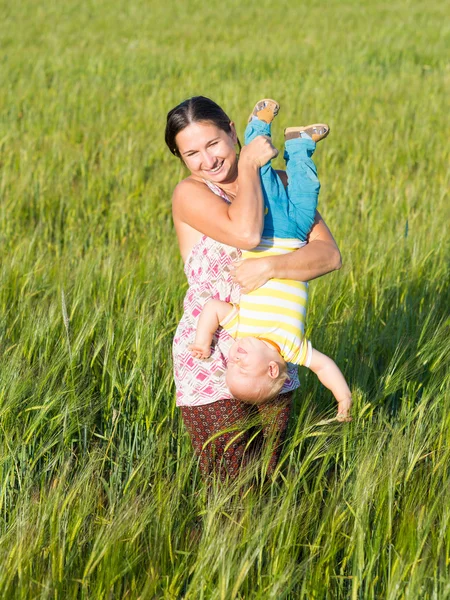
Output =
[
  {"x1": 336, "y1": 398, "x2": 352, "y2": 422},
  {"x1": 188, "y1": 343, "x2": 211, "y2": 359}
]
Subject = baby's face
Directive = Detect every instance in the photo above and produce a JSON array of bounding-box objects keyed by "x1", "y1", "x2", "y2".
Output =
[{"x1": 226, "y1": 337, "x2": 280, "y2": 403}]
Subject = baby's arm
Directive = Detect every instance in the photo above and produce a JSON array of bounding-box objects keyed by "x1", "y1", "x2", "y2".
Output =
[
  {"x1": 188, "y1": 300, "x2": 234, "y2": 359},
  {"x1": 308, "y1": 348, "x2": 352, "y2": 421}
]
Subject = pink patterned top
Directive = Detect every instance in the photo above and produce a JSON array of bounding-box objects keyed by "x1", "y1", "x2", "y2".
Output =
[{"x1": 173, "y1": 180, "x2": 300, "y2": 406}]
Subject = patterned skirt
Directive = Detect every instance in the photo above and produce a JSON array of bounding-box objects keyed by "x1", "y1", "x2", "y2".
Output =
[{"x1": 180, "y1": 391, "x2": 293, "y2": 481}]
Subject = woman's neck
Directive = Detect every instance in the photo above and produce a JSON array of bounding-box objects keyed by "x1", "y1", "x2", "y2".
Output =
[
  {"x1": 208, "y1": 157, "x2": 239, "y2": 198},
  {"x1": 216, "y1": 180, "x2": 238, "y2": 199}
]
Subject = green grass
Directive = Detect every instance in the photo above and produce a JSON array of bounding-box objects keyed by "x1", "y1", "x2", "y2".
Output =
[{"x1": 0, "y1": 0, "x2": 449, "y2": 597}]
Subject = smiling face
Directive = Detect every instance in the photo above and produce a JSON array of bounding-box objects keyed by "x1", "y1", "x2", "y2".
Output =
[
  {"x1": 175, "y1": 121, "x2": 238, "y2": 184},
  {"x1": 226, "y1": 337, "x2": 287, "y2": 404}
]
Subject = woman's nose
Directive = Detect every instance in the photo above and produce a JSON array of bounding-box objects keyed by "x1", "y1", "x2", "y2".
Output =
[{"x1": 201, "y1": 151, "x2": 215, "y2": 169}]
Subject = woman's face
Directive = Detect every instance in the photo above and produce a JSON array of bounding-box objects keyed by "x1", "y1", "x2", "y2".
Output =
[{"x1": 175, "y1": 121, "x2": 238, "y2": 184}]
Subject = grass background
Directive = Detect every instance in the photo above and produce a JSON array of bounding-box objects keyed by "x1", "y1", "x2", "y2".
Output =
[{"x1": 0, "y1": 0, "x2": 449, "y2": 597}]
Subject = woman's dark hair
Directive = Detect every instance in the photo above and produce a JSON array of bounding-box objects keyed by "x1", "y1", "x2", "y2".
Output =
[{"x1": 165, "y1": 96, "x2": 238, "y2": 158}]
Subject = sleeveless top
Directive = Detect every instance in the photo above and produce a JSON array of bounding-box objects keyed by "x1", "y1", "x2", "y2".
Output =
[{"x1": 173, "y1": 180, "x2": 300, "y2": 406}]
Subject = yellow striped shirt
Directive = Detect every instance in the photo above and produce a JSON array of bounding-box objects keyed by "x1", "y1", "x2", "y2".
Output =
[{"x1": 221, "y1": 237, "x2": 312, "y2": 366}]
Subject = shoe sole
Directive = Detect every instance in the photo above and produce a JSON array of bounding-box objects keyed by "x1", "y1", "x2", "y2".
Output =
[
  {"x1": 284, "y1": 124, "x2": 330, "y2": 143},
  {"x1": 248, "y1": 99, "x2": 280, "y2": 124}
]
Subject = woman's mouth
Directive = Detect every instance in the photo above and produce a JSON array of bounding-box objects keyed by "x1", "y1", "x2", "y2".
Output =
[{"x1": 204, "y1": 160, "x2": 224, "y2": 175}]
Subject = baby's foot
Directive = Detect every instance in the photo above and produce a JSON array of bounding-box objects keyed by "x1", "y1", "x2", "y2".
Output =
[
  {"x1": 248, "y1": 99, "x2": 280, "y2": 124},
  {"x1": 285, "y1": 124, "x2": 330, "y2": 143}
]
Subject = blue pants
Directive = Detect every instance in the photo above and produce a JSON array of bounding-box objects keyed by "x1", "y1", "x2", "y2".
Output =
[{"x1": 244, "y1": 118, "x2": 320, "y2": 241}]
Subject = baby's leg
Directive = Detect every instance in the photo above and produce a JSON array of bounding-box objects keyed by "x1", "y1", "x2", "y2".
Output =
[
  {"x1": 245, "y1": 100, "x2": 293, "y2": 238},
  {"x1": 283, "y1": 129, "x2": 324, "y2": 241}
]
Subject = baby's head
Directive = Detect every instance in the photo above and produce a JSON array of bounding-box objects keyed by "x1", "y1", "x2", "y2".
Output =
[{"x1": 226, "y1": 337, "x2": 288, "y2": 404}]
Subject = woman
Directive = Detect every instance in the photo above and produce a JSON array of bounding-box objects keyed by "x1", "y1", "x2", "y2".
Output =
[{"x1": 165, "y1": 96, "x2": 341, "y2": 481}]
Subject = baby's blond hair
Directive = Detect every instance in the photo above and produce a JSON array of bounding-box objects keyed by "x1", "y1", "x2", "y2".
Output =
[
  {"x1": 261, "y1": 359, "x2": 288, "y2": 403},
  {"x1": 227, "y1": 358, "x2": 288, "y2": 405}
]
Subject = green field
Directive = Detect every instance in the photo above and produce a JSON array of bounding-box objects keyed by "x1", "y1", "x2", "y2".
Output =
[{"x1": 1, "y1": 0, "x2": 449, "y2": 597}]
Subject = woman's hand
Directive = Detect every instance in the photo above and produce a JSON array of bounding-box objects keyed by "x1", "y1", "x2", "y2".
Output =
[
  {"x1": 239, "y1": 135, "x2": 278, "y2": 168},
  {"x1": 230, "y1": 257, "x2": 272, "y2": 294}
]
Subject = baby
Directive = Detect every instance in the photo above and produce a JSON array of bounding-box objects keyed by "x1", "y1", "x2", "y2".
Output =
[{"x1": 189, "y1": 100, "x2": 352, "y2": 421}]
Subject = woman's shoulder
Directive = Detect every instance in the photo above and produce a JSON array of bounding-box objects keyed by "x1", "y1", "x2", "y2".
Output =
[
  {"x1": 173, "y1": 176, "x2": 207, "y2": 199},
  {"x1": 172, "y1": 177, "x2": 231, "y2": 216}
]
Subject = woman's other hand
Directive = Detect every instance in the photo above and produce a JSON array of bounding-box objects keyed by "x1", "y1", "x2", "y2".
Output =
[
  {"x1": 240, "y1": 135, "x2": 278, "y2": 168},
  {"x1": 230, "y1": 257, "x2": 272, "y2": 293}
]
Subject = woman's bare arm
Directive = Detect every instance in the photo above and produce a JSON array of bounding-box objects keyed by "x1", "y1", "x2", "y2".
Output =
[
  {"x1": 231, "y1": 212, "x2": 341, "y2": 293},
  {"x1": 269, "y1": 211, "x2": 342, "y2": 281},
  {"x1": 172, "y1": 136, "x2": 277, "y2": 250}
]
